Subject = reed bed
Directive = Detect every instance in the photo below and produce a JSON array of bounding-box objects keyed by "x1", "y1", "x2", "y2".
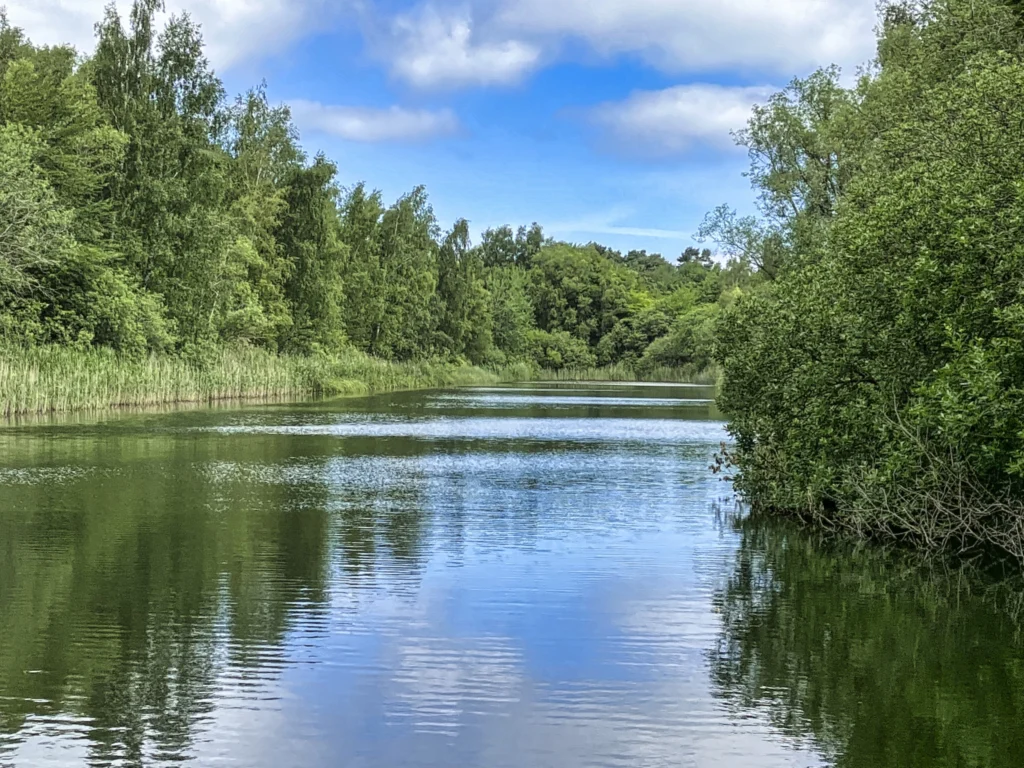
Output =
[
  {"x1": 1, "y1": 347, "x2": 719, "y2": 417},
  {"x1": 0, "y1": 346, "x2": 501, "y2": 417},
  {"x1": 522, "y1": 362, "x2": 722, "y2": 385}
]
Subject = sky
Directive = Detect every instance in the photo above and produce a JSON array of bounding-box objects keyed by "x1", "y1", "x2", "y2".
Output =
[{"x1": 5, "y1": 0, "x2": 879, "y2": 256}]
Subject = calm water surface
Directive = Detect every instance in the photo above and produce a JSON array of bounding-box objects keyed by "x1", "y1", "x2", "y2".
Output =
[{"x1": 1, "y1": 384, "x2": 1022, "y2": 767}]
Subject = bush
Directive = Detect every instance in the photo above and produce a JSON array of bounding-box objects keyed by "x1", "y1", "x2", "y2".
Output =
[
  {"x1": 713, "y1": 0, "x2": 1024, "y2": 563},
  {"x1": 637, "y1": 303, "x2": 718, "y2": 374},
  {"x1": 525, "y1": 329, "x2": 597, "y2": 370}
]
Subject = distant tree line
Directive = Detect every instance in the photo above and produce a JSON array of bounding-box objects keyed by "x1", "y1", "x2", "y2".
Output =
[{"x1": 0, "y1": 1, "x2": 757, "y2": 376}]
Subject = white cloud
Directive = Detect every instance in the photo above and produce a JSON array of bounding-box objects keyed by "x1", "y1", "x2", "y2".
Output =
[
  {"x1": 8, "y1": 1, "x2": 879, "y2": 89},
  {"x1": 496, "y1": 0, "x2": 876, "y2": 76},
  {"x1": 290, "y1": 100, "x2": 460, "y2": 143},
  {"x1": 381, "y1": 0, "x2": 877, "y2": 89},
  {"x1": 388, "y1": 7, "x2": 542, "y2": 88},
  {"x1": 1, "y1": 0, "x2": 337, "y2": 70},
  {"x1": 591, "y1": 84, "x2": 776, "y2": 155},
  {"x1": 1, "y1": 1, "x2": 105, "y2": 54}
]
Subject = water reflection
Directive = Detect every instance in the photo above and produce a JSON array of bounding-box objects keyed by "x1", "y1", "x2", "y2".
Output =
[
  {"x1": 0, "y1": 438, "x2": 334, "y2": 767},
  {"x1": 0, "y1": 384, "x2": 1020, "y2": 767},
  {"x1": 709, "y1": 517, "x2": 1024, "y2": 768}
]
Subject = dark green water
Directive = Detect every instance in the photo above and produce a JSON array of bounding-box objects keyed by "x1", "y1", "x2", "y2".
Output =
[{"x1": 0, "y1": 384, "x2": 1022, "y2": 767}]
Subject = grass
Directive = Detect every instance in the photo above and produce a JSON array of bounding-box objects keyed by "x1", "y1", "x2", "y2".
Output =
[
  {"x1": 0, "y1": 346, "x2": 502, "y2": 417},
  {"x1": 503, "y1": 362, "x2": 722, "y2": 385},
  {"x1": 0, "y1": 347, "x2": 721, "y2": 417}
]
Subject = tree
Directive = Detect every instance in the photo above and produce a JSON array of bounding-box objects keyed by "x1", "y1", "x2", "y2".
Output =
[
  {"x1": 713, "y1": 0, "x2": 1024, "y2": 561},
  {"x1": 525, "y1": 329, "x2": 596, "y2": 370},
  {"x1": 436, "y1": 219, "x2": 492, "y2": 361},
  {"x1": 0, "y1": 125, "x2": 73, "y2": 307},
  {"x1": 338, "y1": 183, "x2": 385, "y2": 352},
  {"x1": 277, "y1": 156, "x2": 346, "y2": 354},
  {"x1": 479, "y1": 222, "x2": 544, "y2": 268},
  {"x1": 92, "y1": 0, "x2": 231, "y2": 343},
  {"x1": 485, "y1": 266, "x2": 535, "y2": 361},
  {"x1": 220, "y1": 85, "x2": 303, "y2": 345},
  {"x1": 369, "y1": 186, "x2": 439, "y2": 360},
  {"x1": 527, "y1": 243, "x2": 636, "y2": 349}
]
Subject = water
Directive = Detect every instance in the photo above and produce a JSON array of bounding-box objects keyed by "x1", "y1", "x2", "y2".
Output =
[{"x1": 0, "y1": 383, "x2": 1021, "y2": 767}]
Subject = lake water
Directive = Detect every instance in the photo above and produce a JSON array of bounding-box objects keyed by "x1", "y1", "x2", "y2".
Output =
[{"x1": 1, "y1": 383, "x2": 1022, "y2": 767}]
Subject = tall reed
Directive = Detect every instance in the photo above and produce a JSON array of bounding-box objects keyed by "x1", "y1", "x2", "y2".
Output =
[
  {"x1": 0, "y1": 346, "x2": 502, "y2": 417},
  {"x1": 1, "y1": 347, "x2": 720, "y2": 417},
  {"x1": 510, "y1": 362, "x2": 722, "y2": 385}
]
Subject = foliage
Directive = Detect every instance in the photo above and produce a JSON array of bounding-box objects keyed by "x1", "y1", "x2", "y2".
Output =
[
  {"x1": 527, "y1": 243, "x2": 639, "y2": 347},
  {"x1": 478, "y1": 223, "x2": 544, "y2": 268},
  {"x1": 525, "y1": 329, "x2": 597, "y2": 371},
  {"x1": 0, "y1": 1, "x2": 752, "y2": 415},
  {"x1": 484, "y1": 266, "x2": 535, "y2": 363},
  {"x1": 711, "y1": 0, "x2": 1024, "y2": 562}
]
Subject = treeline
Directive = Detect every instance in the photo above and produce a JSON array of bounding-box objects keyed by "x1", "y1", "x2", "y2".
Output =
[
  {"x1": 0, "y1": 1, "x2": 753, "y2": 389},
  {"x1": 711, "y1": 0, "x2": 1024, "y2": 563}
]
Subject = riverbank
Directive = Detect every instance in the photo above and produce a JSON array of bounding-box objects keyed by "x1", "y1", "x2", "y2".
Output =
[
  {"x1": 0, "y1": 348, "x2": 714, "y2": 417},
  {"x1": 0, "y1": 347, "x2": 519, "y2": 417},
  {"x1": 526, "y1": 362, "x2": 721, "y2": 385}
]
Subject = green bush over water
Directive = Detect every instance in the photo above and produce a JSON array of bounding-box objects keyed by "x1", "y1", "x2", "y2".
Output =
[{"x1": 710, "y1": 0, "x2": 1024, "y2": 562}]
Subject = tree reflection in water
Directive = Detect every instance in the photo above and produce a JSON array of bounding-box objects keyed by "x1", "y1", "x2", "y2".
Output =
[{"x1": 709, "y1": 511, "x2": 1024, "y2": 768}]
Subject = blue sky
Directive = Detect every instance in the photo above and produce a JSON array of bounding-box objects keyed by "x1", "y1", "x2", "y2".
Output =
[{"x1": 11, "y1": 0, "x2": 877, "y2": 256}]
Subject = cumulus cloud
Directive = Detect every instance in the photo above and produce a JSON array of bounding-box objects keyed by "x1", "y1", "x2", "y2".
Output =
[
  {"x1": 380, "y1": 0, "x2": 876, "y2": 89},
  {"x1": 591, "y1": 84, "x2": 776, "y2": 156},
  {"x1": 387, "y1": 7, "x2": 542, "y2": 88},
  {"x1": 289, "y1": 100, "x2": 460, "y2": 143},
  {"x1": 496, "y1": 0, "x2": 876, "y2": 76},
  {"x1": 1, "y1": 0, "x2": 337, "y2": 69},
  {"x1": 8, "y1": 1, "x2": 878, "y2": 88}
]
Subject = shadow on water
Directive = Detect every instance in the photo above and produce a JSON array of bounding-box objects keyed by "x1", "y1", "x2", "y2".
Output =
[{"x1": 708, "y1": 512, "x2": 1024, "y2": 768}]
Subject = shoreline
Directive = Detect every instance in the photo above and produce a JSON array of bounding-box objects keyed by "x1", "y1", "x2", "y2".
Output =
[
  {"x1": 1, "y1": 348, "x2": 716, "y2": 419},
  {"x1": 0, "y1": 347, "x2": 509, "y2": 419}
]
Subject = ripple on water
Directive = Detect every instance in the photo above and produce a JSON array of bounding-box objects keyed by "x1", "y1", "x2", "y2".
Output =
[{"x1": 0, "y1": 385, "x2": 838, "y2": 768}]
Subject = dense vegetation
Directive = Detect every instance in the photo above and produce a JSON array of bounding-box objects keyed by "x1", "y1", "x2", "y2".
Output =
[
  {"x1": 711, "y1": 0, "x2": 1024, "y2": 563},
  {"x1": 0, "y1": 2, "x2": 750, "y2": 414}
]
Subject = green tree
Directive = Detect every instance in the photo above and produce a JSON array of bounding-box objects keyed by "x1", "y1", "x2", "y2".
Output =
[
  {"x1": 436, "y1": 219, "x2": 492, "y2": 362},
  {"x1": 92, "y1": 0, "x2": 232, "y2": 344},
  {"x1": 0, "y1": 125, "x2": 73, "y2": 314},
  {"x1": 369, "y1": 186, "x2": 439, "y2": 360},
  {"x1": 338, "y1": 183, "x2": 385, "y2": 352},
  {"x1": 220, "y1": 85, "x2": 303, "y2": 346},
  {"x1": 527, "y1": 243, "x2": 636, "y2": 349},
  {"x1": 479, "y1": 223, "x2": 544, "y2": 268},
  {"x1": 277, "y1": 156, "x2": 346, "y2": 354},
  {"x1": 525, "y1": 329, "x2": 596, "y2": 370},
  {"x1": 484, "y1": 266, "x2": 535, "y2": 362},
  {"x1": 714, "y1": 0, "x2": 1024, "y2": 561}
]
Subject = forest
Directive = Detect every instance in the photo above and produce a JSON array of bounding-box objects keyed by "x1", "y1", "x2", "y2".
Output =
[
  {"x1": 712, "y1": 0, "x2": 1024, "y2": 564},
  {"x1": 0, "y1": 0, "x2": 752, "y2": 416}
]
